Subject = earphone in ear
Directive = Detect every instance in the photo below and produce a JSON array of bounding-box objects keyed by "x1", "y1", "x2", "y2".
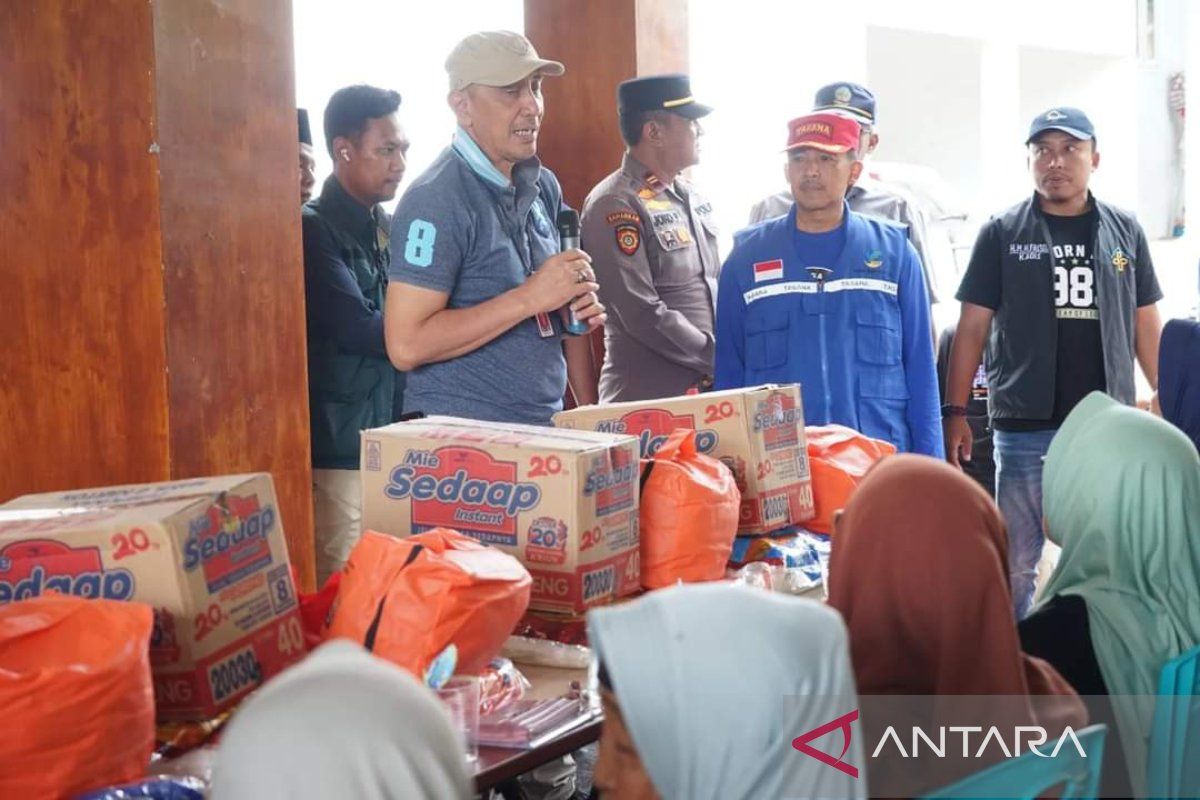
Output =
[{"x1": 340, "y1": 150, "x2": 350, "y2": 162}]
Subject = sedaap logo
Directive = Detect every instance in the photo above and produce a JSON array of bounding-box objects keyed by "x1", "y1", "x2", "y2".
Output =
[
  {"x1": 753, "y1": 393, "x2": 802, "y2": 449},
  {"x1": 583, "y1": 446, "x2": 636, "y2": 516},
  {"x1": 183, "y1": 494, "x2": 275, "y2": 593},
  {"x1": 595, "y1": 408, "x2": 718, "y2": 457},
  {"x1": 386, "y1": 446, "x2": 541, "y2": 547},
  {"x1": 0, "y1": 539, "x2": 135, "y2": 603}
]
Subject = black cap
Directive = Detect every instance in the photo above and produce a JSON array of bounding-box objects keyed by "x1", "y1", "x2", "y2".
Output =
[
  {"x1": 1026, "y1": 107, "x2": 1095, "y2": 144},
  {"x1": 813, "y1": 82, "x2": 876, "y2": 124},
  {"x1": 618, "y1": 74, "x2": 712, "y2": 120},
  {"x1": 298, "y1": 108, "x2": 313, "y2": 146}
]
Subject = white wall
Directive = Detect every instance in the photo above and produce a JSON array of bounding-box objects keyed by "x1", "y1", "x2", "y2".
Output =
[
  {"x1": 1018, "y1": 48, "x2": 1139, "y2": 210},
  {"x1": 293, "y1": 0, "x2": 523, "y2": 210},
  {"x1": 865, "y1": 27, "x2": 984, "y2": 207},
  {"x1": 689, "y1": 0, "x2": 1184, "y2": 243},
  {"x1": 1135, "y1": 0, "x2": 1187, "y2": 239},
  {"x1": 857, "y1": 0, "x2": 1136, "y2": 55},
  {"x1": 689, "y1": 1, "x2": 869, "y2": 250}
]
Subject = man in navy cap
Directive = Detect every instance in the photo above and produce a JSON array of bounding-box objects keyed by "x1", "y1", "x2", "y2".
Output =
[
  {"x1": 580, "y1": 74, "x2": 721, "y2": 401},
  {"x1": 748, "y1": 82, "x2": 937, "y2": 303},
  {"x1": 944, "y1": 107, "x2": 1164, "y2": 617}
]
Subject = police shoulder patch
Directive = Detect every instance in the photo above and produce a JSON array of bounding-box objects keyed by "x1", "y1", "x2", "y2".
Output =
[{"x1": 616, "y1": 224, "x2": 641, "y2": 256}]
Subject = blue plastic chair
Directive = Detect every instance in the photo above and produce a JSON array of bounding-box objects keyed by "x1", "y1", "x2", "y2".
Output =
[
  {"x1": 920, "y1": 723, "x2": 1107, "y2": 800},
  {"x1": 1148, "y1": 644, "x2": 1200, "y2": 799}
]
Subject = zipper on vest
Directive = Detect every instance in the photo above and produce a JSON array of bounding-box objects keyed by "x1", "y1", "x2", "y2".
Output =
[{"x1": 807, "y1": 266, "x2": 834, "y2": 419}]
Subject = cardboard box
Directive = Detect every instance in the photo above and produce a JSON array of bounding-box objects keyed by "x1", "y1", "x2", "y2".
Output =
[
  {"x1": 0, "y1": 474, "x2": 304, "y2": 721},
  {"x1": 360, "y1": 417, "x2": 641, "y2": 615},
  {"x1": 553, "y1": 385, "x2": 814, "y2": 534}
]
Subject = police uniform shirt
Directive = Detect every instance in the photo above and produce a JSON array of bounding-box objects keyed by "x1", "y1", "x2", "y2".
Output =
[{"x1": 580, "y1": 153, "x2": 720, "y2": 402}]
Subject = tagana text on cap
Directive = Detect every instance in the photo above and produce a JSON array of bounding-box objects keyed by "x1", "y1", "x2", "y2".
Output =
[
  {"x1": 1026, "y1": 107, "x2": 1095, "y2": 144},
  {"x1": 445, "y1": 30, "x2": 565, "y2": 92},
  {"x1": 813, "y1": 82, "x2": 876, "y2": 124},
  {"x1": 618, "y1": 74, "x2": 713, "y2": 119},
  {"x1": 786, "y1": 112, "x2": 861, "y2": 154}
]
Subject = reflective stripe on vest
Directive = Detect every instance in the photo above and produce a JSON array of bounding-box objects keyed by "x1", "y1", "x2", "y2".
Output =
[{"x1": 743, "y1": 277, "x2": 898, "y2": 305}]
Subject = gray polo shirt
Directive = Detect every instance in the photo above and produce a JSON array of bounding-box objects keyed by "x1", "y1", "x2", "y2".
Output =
[{"x1": 389, "y1": 128, "x2": 566, "y2": 425}]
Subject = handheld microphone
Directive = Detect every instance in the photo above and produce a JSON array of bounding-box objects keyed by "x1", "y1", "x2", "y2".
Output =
[{"x1": 558, "y1": 209, "x2": 590, "y2": 336}]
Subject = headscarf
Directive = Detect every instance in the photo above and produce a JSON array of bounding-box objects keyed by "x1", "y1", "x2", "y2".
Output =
[
  {"x1": 827, "y1": 454, "x2": 1085, "y2": 795},
  {"x1": 1159, "y1": 318, "x2": 1200, "y2": 450},
  {"x1": 588, "y1": 583, "x2": 865, "y2": 800},
  {"x1": 1040, "y1": 391, "x2": 1200, "y2": 795},
  {"x1": 210, "y1": 640, "x2": 471, "y2": 800}
]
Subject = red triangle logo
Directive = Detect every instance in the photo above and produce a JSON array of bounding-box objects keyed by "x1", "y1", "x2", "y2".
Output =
[{"x1": 791, "y1": 709, "x2": 860, "y2": 778}]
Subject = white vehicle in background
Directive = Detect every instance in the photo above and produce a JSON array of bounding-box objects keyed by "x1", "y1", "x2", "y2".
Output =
[{"x1": 868, "y1": 161, "x2": 981, "y2": 332}]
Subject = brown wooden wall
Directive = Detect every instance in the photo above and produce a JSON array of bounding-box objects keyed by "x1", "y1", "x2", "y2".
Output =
[
  {"x1": 0, "y1": 1, "x2": 172, "y2": 492},
  {"x1": 153, "y1": 1, "x2": 314, "y2": 589},
  {"x1": 0, "y1": 0, "x2": 315, "y2": 589}
]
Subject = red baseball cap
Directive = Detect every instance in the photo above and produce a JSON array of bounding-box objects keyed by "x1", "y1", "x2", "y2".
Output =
[{"x1": 785, "y1": 112, "x2": 861, "y2": 153}]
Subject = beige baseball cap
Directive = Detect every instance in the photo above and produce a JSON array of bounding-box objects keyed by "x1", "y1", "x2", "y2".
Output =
[{"x1": 446, "y1": 30, "x2": 565, "y2": 92}]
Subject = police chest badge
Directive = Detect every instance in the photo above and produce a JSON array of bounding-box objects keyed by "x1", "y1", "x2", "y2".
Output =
[
  {"x1": 864, "y1": 249, "x2": 883, "y2": 269},
  {"x1": 616, "y1": 224, "x2": 641, "y2": 256},
  {"x1": 1111, "y1": 247, "x2": 1129, "y2": 273}
]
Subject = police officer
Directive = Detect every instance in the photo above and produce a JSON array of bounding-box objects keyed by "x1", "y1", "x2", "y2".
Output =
[
  {"x1": 715, "y1": 112, "x2": 942, "y2": 457},
  {"x1": 581, "y1": 75, "x2": 720, "y2": 402},
  {"x1": 748, "y1": 82, "x2": 938, "y2": 304}
]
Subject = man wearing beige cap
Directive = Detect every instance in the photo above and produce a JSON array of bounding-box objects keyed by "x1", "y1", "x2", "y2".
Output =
[{"x1": 385, "y1": 31, "x2": 605, "y2": 425}]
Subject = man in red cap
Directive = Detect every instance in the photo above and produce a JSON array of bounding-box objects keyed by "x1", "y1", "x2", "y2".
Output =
[{"x1": 714, "y1": 113, "x2": 941, "y2": 457}]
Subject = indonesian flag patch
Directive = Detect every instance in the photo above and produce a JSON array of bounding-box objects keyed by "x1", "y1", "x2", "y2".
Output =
[{"x1": 753, "y1": 259, "x2": 784, "y2": 282}]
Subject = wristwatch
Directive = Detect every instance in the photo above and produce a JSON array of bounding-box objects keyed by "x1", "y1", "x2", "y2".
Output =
[{"x1": 941, "y1": 403, "x2": 969, "y2": 418}]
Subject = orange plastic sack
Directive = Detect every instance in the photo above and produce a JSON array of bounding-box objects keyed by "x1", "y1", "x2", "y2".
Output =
[
  {"x1": 639, "y1": 428, "x2": 741, "y2": 590},
  {"x1": 326, "y1": 528, "x2": 531, "y2": 678},
  {"x1": 806, "y1": 424, "x2": 896, "y2": 534},
  {"x1": 0, "y1": 595, "x2": 155, "y2": 799}
]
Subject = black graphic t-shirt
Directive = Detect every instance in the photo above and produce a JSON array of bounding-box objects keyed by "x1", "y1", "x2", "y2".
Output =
[{"x1": 996, "y1": 209, "x2": 1104, "y2": 431}]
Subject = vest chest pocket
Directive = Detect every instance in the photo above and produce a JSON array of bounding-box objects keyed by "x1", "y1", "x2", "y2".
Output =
[
  {"x1": 855, "y1": 301, "x2": 907, "y2": 398},
  {"x1": 746, "y1": 311, "x2": 790, "y2": 370}
]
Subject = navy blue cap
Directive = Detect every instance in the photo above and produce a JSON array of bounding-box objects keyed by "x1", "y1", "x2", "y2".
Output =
[
  {"x1": 618, "y1": 74, "x2": 712, "y2": 120},
  {"x1": 813, "y1": 82, "x2": 875, "y2": 124},
  {"x1": 1026, "y1": 107, "x2": 1094, "y2": 144}
]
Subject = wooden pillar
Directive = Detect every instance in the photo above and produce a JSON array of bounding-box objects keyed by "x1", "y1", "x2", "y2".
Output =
[
  {"x1": 0, "y1": 0, "x2": 316, "y2": 589},
  {"x1": 524, "y1": 0, "x2": 690, "y2": 209}
]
